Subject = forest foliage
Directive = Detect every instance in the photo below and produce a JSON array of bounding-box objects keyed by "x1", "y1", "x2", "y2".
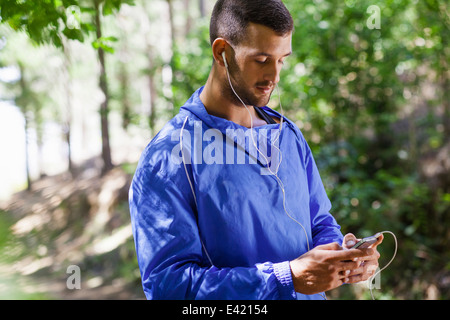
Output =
[{"x1": 0, "y1": 0, "x2": 448, "y2": 299}]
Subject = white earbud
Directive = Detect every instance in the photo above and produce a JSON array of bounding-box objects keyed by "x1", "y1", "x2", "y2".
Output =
[{"x1": 221, "y1": 51, "x2": 228, "y2": 69}]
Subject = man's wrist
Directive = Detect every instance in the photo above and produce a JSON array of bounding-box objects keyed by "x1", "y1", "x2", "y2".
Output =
[
  {"x1": 289, "y1": 259, "x2": 311, "y2": 294},
  {"x1": 273, "y1": 261, "x2": 296, "y2": 300}
]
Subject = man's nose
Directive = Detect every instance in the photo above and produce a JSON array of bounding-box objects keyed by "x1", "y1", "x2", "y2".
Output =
[{"x1": 264, "y1": 61, "x2": 282, "y2": 84}]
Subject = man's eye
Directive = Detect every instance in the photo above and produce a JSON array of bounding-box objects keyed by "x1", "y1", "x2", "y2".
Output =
[{"x1": 256, "y1": 59, "x2": 267, "y2": 64}]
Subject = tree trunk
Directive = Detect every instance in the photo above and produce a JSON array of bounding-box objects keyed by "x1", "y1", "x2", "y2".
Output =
[
  {"x1": 94, "y1": 0, "x2": 113, "y2": 175},
  {"x1": 184, "y1": 0, "x2": 192, "y2": 37},
  {"x1": 140, "y1": 0, "x2": 157, "y2": 136},
  {"x1": 199, "y1": 0, "x2": 205, "y2": 17},
  {"x1": 62, "y1": 39, "x2": 74, "y2": 175},
  {"x1": 18, "y1": 64, "x2": 32, "y2": 191},
  {"x1": 148, "y1": 62, "x2": 157, "y2": 137},
  {"x1": 24, "y1": 112, "x2": 32, "y2": 191},
  {"x1": 119, "y1": 61, "x2": 131, "y2": 130},
  {"x1": 441, "y1": 54, "x2": 449, "y2": 142},
  {"x1": 166, "y1": 0, "x2": 176, "y2": 116}
]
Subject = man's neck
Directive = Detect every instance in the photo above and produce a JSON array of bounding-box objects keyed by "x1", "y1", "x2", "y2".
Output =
[{"x1": 199, "y1": 68, "x2": 267, "y2": 128}]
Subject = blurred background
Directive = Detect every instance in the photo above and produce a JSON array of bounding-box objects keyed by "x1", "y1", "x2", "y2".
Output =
[{"x1": 0, "y1": 0, "x2": 448, "y2": 300}]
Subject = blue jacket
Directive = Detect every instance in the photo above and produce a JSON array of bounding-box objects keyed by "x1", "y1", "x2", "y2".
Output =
[{"x1": 129, "y1": 87, "x2": 344, "y2": 300}]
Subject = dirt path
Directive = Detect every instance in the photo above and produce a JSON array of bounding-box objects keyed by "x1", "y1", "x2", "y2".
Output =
[{"x1": 0, "y1": 167, "x2": 145, "y2": 300}]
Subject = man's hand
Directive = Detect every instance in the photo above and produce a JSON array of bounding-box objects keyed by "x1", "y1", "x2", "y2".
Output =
[
  {"x1": 289, "y1": 234, "x2": 382, "y2": 295},
  {"x1": 342, "y1": 233, "x2": 383, "y2": 284}
]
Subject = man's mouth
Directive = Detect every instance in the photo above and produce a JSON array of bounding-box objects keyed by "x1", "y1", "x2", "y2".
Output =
[{"x1": 256, "y1": 86, "x2": 272, "y2": 94}]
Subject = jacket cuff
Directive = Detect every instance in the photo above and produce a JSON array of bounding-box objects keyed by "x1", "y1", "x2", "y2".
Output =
[{"x1": 273, "y1": 261, "x2": 297, "y2": 300}]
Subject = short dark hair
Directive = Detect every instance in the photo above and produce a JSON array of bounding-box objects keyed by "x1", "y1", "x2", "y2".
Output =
[{"x1": 209, "y1": 0, "x2": 294, "y2": 46}]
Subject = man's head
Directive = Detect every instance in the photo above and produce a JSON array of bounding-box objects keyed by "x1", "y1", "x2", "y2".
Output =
[
  {"x1": 210, "y1": 0, "x2": 294, "y2": 47},
  {"x1": 209, "y1": 0, "x2": 294, "y2": 107}
]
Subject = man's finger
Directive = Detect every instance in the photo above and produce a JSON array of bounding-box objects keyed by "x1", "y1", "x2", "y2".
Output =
[
  {"x1": 330, "y1": 247, "x2": 375, "y2": 262},
  {"x1": 342, "y1": 233, "x2": 358, "y2": 249},
  {"x1": 371, "y1": 233, "x2": 384, "y2": 247},
  {"x1": 315, "y1": 242, "x2": 342, "y2": 251}
]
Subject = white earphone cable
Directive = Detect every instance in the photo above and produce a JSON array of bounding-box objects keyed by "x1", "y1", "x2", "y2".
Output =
[
  {"x1": 224, "y1": 57, "x2": 312, "y2": 253},
  {"x1": 368, "y1": 230, "x2": 398, "y2": 300}
]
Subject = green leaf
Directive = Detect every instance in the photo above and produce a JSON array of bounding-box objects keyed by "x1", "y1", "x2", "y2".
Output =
[
  {"x1": 62, "y1": 27, "x2": 84, "y2": 42},
  {"x1": 101, "y1": 36, "x2": 118, "y2": 42},
  {"x1": 91, "y1": 38, "x2": 115, "y2": 54}
]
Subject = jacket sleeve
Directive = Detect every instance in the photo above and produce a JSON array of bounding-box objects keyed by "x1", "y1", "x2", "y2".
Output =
[
  {"x1": 302, "y1": 139, "x2": 344, "y2": 247},
  {"x1": 129, "y1": 165, "x2": 296, "y2": 300}
]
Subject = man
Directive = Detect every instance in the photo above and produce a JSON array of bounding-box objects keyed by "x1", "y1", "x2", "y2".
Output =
[{"x1": 129, "y1": 0, "x2": 382, "y2": 300}]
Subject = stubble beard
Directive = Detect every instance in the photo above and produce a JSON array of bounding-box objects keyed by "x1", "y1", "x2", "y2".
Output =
[{"x1": 222, "y1": 58, "x2": 272, "y2": 108}]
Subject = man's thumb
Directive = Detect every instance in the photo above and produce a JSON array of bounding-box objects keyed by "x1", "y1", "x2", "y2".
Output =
[{"x1": 342, "y1": 233, "x2": 358, "y2": 249}]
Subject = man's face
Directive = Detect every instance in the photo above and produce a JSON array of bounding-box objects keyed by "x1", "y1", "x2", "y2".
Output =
[{"x1": 225, "y1": 23, "x2": 292, "y2": 107}]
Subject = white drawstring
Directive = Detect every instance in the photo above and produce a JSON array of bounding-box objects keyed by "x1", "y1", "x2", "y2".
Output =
[{"x1": 180, "y1": 116, "x2": 214, "y2": 266}]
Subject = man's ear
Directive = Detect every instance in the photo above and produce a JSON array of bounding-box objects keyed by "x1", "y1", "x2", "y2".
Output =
[{"x1": 212, "y1": 38, "x2": 228, "y2": 67}]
